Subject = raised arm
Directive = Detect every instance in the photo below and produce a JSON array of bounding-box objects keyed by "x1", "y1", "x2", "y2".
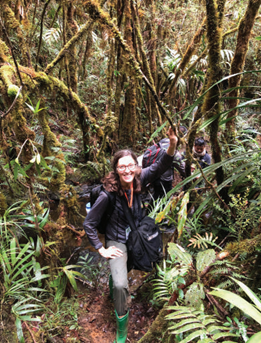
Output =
[
  {"x1": 141, "y1": 127, "x2": 178, "y2": 186},
  {"x1": 166, "y1": 127, "x2": 178, "y2": 156}
]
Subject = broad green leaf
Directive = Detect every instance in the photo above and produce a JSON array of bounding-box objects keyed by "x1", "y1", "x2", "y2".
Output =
[
  {"x1": 212, "y1": 332, "x2": 237, "y2": 340},
  {"x1": 166, "y1": 313, "x2": 196, "y2": 320},
  {"x1": 196, "y1": 249, "x2": 216, "y2": 273},
  {"x1": 55, "y1": 275, "x2": 67, "y2": 303},
  {"x1": 230, "y1": 277, "x2": 261, "y2": 311},
  {"x1": 210, "y1": 288, "x2": 261, "y2": 325},
  {"x1": 15, "y1": 318, "x2": 25, "y2": 343},
  {"x1": 247, "y1": 332, "x2": 261, "y2": 342},
  {"x1": 185, "y1": 282, "x2": 205, "y2": 310},
  {"x1": 38, "y1": 209, "x2": 49, "y2": 229},
  {"x1": 202, "y1": 318, "x2": 217, "y2": 326},
  {"x1": 169, "y1": 318, "x2": 200, "y2": 330},
  {"x1": 171, "y1": 322, "x2": 204, "y2": 334},
  {"x1": 177, "y1": 329, "x2": 207, "y2": 343},
  {"x1": 10, "y1": 238, "x2": 17, "y2": 267},
  {"x1": 177, "y1": 192, "x2": 190, "y2": 238},
  {"x1": 40, "y1": 156, "x2": 50, "y2": 169},
  {"x1": 19, "y1": 315, "x2": 42, "y2": 321},
  {"x1": 168, "y1": 243, "x2": 193, "y2": 266}
]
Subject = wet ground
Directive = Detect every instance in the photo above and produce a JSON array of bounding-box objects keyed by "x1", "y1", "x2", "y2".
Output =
[{"x1": 64, "y1": 269, "x2": 159, "y2": 343}]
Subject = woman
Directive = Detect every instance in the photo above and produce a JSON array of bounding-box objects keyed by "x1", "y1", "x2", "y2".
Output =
[{"x1": 83, "y1": 127, "x2": 177, "y2": 343}]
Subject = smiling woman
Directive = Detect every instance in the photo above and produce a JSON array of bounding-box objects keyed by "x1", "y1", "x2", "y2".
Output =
[
  {"x1": 83, "y1": 127, "x2": 177, "y2": 343},
  {"x1": 117, "y1": 157, "x2": 137, "y2": 189}
]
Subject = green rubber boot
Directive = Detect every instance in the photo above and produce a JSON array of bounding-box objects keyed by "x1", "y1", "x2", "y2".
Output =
[
  {"x1": 114, "y1": 310, "x2": 129, "y2": 343},
  {"x1": 109, "y1": 274, "x2": 113, "y2": 300}
]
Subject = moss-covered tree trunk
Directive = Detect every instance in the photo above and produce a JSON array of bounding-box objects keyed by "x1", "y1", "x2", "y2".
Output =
[
  {"x1": 119, "y1": 0, "x2": 137, "y2": 146},
  {"x1": 225, "y1": 0, "x2": 261, "y2": 143},
  {"x1": 202, "y1": 0, "x2": 225, "y2": 188}
]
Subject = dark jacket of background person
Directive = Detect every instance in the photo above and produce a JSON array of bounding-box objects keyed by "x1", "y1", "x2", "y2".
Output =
[
  {"x1": 193, "y1": 151, "x2": 211, "y2": 169},
  {"x1": 83, "y1": 151, "x2": 173, "y2": 249}
]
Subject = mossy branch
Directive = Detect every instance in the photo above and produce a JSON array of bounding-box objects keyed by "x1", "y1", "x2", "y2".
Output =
[
  {"x1": 0, "y1": 17, "x2": 24, "y2": 86},
  {"x1": 84, "y1": 0, "x2": 175, "y2": 130},
  {"x1": 167, "y1": 17, "x2": 207, "y2": 96},
  {"x1": 45, "y1": 0, "x2": 107, "y2": 74}
]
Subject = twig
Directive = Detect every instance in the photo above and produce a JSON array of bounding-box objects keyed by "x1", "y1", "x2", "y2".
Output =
[
  {"x1": 24, "y1": 321, "x2": 37, "y2": 343},
  {"x1": 205, "y1": 289, "x2": 229, "y2": 318},
  {"x1": 0, "y1": 86, "x2": 23, "y2": 119},
  {"x1": 0, "y1": 17, "x2": 24, "y2": 86},
  {"x1": 35, "y1": 0, "x2": 52, "y2": 71},
  {"x1": 63, "y1": 224, "x2": 85, "y2": 237}
]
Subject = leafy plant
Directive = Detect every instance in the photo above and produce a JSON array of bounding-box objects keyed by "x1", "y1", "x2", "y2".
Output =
[
  {"x1": 165, "y1": 305, "x2": 238, "y2": 343},
  {"x1": 50, "y1": 261, "x2": 84, "y2": 303},
  {"x1": 210, "y1": 277, "x2": 261, "y2": 325},
  {"x1": 188, "y1": 232, "x2": 220, "y2": 250}
]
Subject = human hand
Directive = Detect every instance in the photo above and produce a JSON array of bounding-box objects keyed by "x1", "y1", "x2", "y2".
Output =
[
  {"x1": 98, "y1": 246, "x2": 123, "y2": 259},
  {"x1": 167, "y1": 126, "x2": 178, "y2": 145},
  {"x1": 166, "y1": 126, "x2": 178, "y2": 156}
]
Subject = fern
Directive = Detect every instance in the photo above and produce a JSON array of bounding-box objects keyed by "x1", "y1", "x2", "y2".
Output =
[
  {"x1": 43, "y1": 27, "x2": 61, "y2": 45},
  {"x1": 165, "y1": 305, "x2": 238, "y2": 343},
  {"x1": 153, "y1": 260, "x2": 188, "y2": 302},
  {"x1": 188, "y1": 232, "x2": 220, "y2": 250}
]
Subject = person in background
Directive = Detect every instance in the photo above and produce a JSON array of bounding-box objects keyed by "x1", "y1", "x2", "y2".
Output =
[
  {"x1": 193, "y1": 137, "x2": 211, "y2": 169},
  {"x1": 153, "y1": 145, "x2": 186, "y2": 200},
  {"x1": 83, "y1": 127, "x2": 178, "y2": 343}
]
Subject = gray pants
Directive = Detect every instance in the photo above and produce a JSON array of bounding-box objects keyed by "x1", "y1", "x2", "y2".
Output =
[{"x1": 106, "y1": 240, "x2": 131, "y2": 316}]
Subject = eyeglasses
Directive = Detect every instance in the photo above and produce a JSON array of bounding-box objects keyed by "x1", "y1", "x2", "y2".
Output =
[{"x1": 117, "y1": 163, "x2": 137, "y2": 172}]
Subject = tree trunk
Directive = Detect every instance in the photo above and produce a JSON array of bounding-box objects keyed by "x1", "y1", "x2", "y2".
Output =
[
  {"x1": 225, "y1": 0, "x2": 261, "y2": 143},
  {"x1": 202, "y1": 0, "x2": 226, "y2": 187}
]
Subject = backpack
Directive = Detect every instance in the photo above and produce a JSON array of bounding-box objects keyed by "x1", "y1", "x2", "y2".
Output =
[
  {"x1": 121, "y1": 197, "x2": 163, "y2": 272},
  {"x1": 128, "y1": 216, "x2": 163, "y2": 271},
  {"x1": 142, "y1": 138, "x2": 170, "y2": 168},
  {"x1": 88, "y1": 184, "x2": 116, "y2": 234}
]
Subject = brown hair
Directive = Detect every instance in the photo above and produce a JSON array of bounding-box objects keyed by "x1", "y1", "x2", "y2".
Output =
[{"x1": 102, "y1": 149, "x2": 141, "y2": 196}]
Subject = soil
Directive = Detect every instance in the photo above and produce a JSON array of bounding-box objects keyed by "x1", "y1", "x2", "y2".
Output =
[{"x1": 54, "y1": 271, "x2": 159, "y2": 343}]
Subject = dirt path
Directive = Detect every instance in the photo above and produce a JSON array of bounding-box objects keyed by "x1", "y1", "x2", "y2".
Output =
[{"x1": 59, "y1": 271, "x2": 159, "y2": 343}]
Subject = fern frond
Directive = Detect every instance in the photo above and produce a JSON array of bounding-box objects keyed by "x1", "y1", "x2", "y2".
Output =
[
  {"x1": 215, "y1": 279, "x2": 233, "y2": 290},
  {"x1": 208, "y1": 267, "x2": 232, "y2": 276},
  {"x1": 188, "y1": 232, "x2": 220, "y2": 250},
  {"x1": 165, "y1": 305, "x2": 238, "y2": 343}
]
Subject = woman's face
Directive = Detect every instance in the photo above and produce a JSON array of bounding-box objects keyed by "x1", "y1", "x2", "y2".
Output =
[{"x1": 117, "y1": 155, "x2": 137, "y2": 189}]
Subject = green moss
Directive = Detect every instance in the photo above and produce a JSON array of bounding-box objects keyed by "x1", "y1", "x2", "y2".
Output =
[
  {"x1": 0, "y1": 39, "x2": 10, "y2": 63},
  {"x1": 0, "y1": 64, "x2": 16, "y2": 89},
  {"x1": 7, "y1": 84, "x2": 21, "y2": 98},
  {"x1": 0, "y1": 192, "x2": 7, "y2": 216},
  {"x1": 2, "y1": 4, "x2": 28, "y2": 64},
  {"x1": 225, "y1": 234, "x2": 261, "y2": 256}
]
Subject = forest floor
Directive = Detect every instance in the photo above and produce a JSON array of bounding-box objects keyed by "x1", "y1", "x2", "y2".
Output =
[{"x1": 47, "y1": 270, "x2": 160, "y2": 343}]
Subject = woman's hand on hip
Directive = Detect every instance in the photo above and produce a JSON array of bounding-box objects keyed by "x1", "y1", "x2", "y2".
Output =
[{"x1": 98, "y1": 246, "x2": 123, "y2": 259}]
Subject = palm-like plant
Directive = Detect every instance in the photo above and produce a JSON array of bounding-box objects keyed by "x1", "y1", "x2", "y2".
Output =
[{"x1": 210, "y1": 277, "x2": 261, "y2": 342}]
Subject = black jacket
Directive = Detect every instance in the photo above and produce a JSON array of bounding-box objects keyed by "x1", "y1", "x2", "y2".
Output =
[{"x1": 83, "y1": 151, "x2": 173, "y2": 249}]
